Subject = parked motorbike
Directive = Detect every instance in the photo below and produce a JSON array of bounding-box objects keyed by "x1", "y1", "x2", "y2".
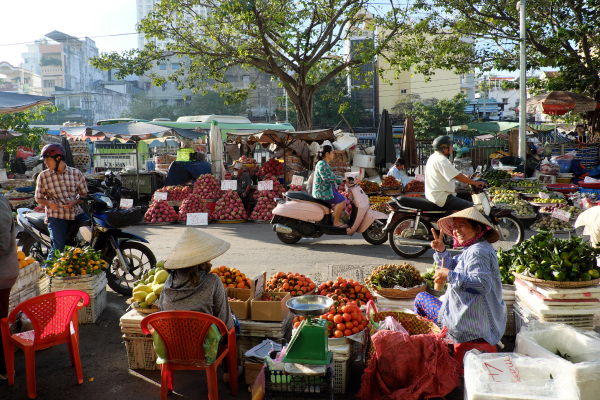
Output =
[
  {"x1": 270, "y1": 177, "x2": 388, "y2": 245},
  {"x1": 384, "y1": 181, "x2": 525, "y2": 258},
  {"x1": 16, "y1": 192, "x2": 155, "y2": 296},
  {"x1": 86, "y1": 170, "x2": 136, "y2": 209}
]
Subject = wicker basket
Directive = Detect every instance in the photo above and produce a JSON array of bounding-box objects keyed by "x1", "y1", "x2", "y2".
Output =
[
  {"x1": 372, "y1": 283, "x2": 426, "y2": 299},
  {"x1": 512, "y1": 272, "x2": 600, "y2": 288},
  {"x1": 132, "y1": 304, "x2": 161, "y2": 314}
]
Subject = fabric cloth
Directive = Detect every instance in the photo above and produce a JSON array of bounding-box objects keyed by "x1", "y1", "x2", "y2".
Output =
[
  {"x1": 159, "y1": 269, "x2": 235, "y2": 330},
  {"x1": 234, "y1": 172, "x2": 252, "y2": 195},
  {"x1": 322, "y1": 184, "x2": 346, "y2": 205},
  {"x1": 46, "y1": 213, "x2": 91, "y2": 261},
  {"x1": 0, "y1": 196, "x2": 18, "y2": 290},
  {"x1": 425, "y1": 152, "x2": 461, "y2": 207},
  {"x1": 164, "y1": 161, "x2": 212, "y2": 186},
  {"x1": 387, "y1": 166, "x2": 411, "y2": 187},
  {"x1": 414, "y1": 292, "x2": 442, "y2": 323},
  {"x1": 575, "y1": 206, "x2": 600, "y2": 246},
  {"x1": 312, "y1": 160, "x2": 342, "y2": 200},
  {"x1": 433, "y1": 239, "x2": 506, "y2": 345},
  {"x1": 0, "y1": 287, "x2": 10, "y2": 374},
  {"x1": 35, "y1": 166, "x2": 88, "y2": 221},
  {"x1": 442, "y1": 194, "x2": 473, "y2": 211}
]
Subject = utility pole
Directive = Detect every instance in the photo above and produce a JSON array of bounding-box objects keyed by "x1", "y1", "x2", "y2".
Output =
[
  {"x1": 518, "y1": 0, "x2": 527, "y2": 159},
  {"x1": 482, "y1": 75, "x2": 487, "y2": 121}
]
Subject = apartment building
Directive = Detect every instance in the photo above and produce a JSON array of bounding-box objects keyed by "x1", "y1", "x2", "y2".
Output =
[{"x1": 0, "y1": 62, "x2": 42, "y2": 95}]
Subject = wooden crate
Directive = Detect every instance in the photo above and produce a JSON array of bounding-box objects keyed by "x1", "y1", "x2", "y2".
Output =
[{"x1": 238, "y1": 313, "x2": 292, "y2": 338}]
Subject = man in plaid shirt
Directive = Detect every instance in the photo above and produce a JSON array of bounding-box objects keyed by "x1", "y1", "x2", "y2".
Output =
[{"x1": 35, "y1": 144, "x2": 89, "y2": 260}]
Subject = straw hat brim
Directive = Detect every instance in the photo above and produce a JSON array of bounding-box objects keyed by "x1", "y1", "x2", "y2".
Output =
[
  {"x1": 438, "y1": 207, "x2": 500, "y2": 243},
  {"x1": 164, "y1": 228, "x2": 231, "y2": 270}
]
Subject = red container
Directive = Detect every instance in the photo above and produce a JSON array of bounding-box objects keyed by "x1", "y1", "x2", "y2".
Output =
[
  {"x1": 546, "y1": 183, "x2": 579, "y2": 194},
  {"x1": 200, "y1": 199, "x2": 217, "y2": 214}
]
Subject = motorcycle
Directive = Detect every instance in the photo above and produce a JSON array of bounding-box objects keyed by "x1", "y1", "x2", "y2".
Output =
[
  {"x1": 270, "y1": 177, "x2": 388, "y2": 245},
  {"x1": 16, "y1": 192, "x2": 155, "y2": 296},
  {"x1": 384, "y1": 181, "x2": 525, "y2": 258}
]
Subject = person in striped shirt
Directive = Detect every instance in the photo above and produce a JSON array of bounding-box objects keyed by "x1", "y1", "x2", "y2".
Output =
[{"x1": 414, "y1": 207, "x2": 507, "y2": 346}]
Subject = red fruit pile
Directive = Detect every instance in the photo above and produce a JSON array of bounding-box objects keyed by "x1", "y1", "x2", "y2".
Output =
[
  {"x1": 288, "y1": 184, "x2": 305, "y2": 192},
  {"x1": 250, "y1": 176, "x2": 286, "y2": 221},
  {"x1": 258, "y1": 158, "x2": 284, "y2": 176},
  {"x1": 155, "y1": 185, "x2": 192, "y2": 201},
  {"x1": 144, "y1": 200, "x2": 178, "y2": 223},
  {"x1": 382, "y1": 175, "x2": 401, "y2": 188},
  {"x1": 237, "y1": 156, "x2": 257, "y2": 165},
  {"x1": 266, "y1": 272, "x2": 316, "y2": 297},
  {"x1": 213, "y1": 190, "x2": 248, "y2": 221},
  {"x1": 318, "y1": 276, "x2": 373, "y2": 304},
  {"x1": 193, "y1": 174, "x2": 222, "y2": 199},
  {"x1": 319, "y1": 300, "x2": 368, "y2": 338},
  {"x1": 178, "y1": 194, "x2": 214, "y2": 221},
  {"x1": 338, "y1": 190, "x2": 352, "y2": 214}
]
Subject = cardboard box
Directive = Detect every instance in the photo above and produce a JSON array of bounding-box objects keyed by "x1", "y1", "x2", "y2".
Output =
[
  {"x1": 353, "y1": 154, "x2": 375, "y2": 168},
  {"x1": 245, "y1": 361, "x2": 263, "y2": 386},
  {"x1": 251, "y1": 291, "x2": 290, "y2": 322},
  {"x1": 226, "y1": 272, "x2": 266, "y2": 320}
]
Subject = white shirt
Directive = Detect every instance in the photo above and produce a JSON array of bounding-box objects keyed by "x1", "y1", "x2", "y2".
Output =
[
  {"x1": 387, "y1": 166, "x2": 411, "y2": 187},
  {"x1": 425, "y1": 152, "x2": 461, "y2": 206},
  {"x1": 575, "y1": 206, "x2": 600, "y2": 247}
]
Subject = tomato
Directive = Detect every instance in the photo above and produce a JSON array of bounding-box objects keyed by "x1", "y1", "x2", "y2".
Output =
[
  {"x1": 342, "y1": 313, "x2": 352, "y2": 322},
  {"x1": 333, "y1": 315, "x2": 343, "y2": 324},
  {"x1": 345, "y1": 321, "x2": 353, "y2": 329},
  {"x1": 334, "y1": 330, "x2": 344, "y2": 338},
  {"x1": 341, "y1": 305, "x2": 351, "y2": 314},
  {"x1": 327, "y1": 314, "x2": 335, "y2": 322},
  {"x1": 352, "y1": 327, "x2": 360, "y2": 334},
  {"x1": 293, "y1": 322, "x2": 300, "y2": 329},
  {"x1": 344, "y1": 329, "x2": 352, "y2": 336},
  {"x1": 350, "y1": 312, "x2": 358, "y2": 320},
  {"x1": 337, "y1": 323, "x2": 346, "y2": 331}
]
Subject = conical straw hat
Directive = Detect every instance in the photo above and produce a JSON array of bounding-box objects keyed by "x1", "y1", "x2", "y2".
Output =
[
  {"x1": 437, "y1": 207, "x2": 499, "y2": 243},
  {"x1": 164, "y1": 228, "x2": 231, "y2": 270}
]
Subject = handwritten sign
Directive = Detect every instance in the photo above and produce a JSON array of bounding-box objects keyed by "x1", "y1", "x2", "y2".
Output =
[
  {"x1": 258, "y1": 180, "x2": 273, "y2": 191},
  {"x1": 552, "y1": 209, "x2": 571, "y2": 222},
  {"x1": 415, "y1": 174, "x2": 425, "y2": 182},
  {"x1": 186, "y1": 213, "x2": 208, "y2": 226},
  {"x1": 153, "y1": 192, "x2": 168, "y2": 201},
  {"x1": 221, "y1": 180, "x2": 237, "y2": 191},
  {"x1": 539, "y1": 192, "x2": 550, "y2": 199},
  {"x1": 483, "y1": 355, "x2": 522, "y2": 383},
  {"x1": 120, "y1": 199, "x2": 134, "y2": 209},
  {"x1": 291, "y1": 175, "x2": 304, "y2": 186}
]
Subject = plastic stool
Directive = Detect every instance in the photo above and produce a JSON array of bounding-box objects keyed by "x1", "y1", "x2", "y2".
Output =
[{"x1": 453, "y1": 341, "x2": 497, "y2": 374}]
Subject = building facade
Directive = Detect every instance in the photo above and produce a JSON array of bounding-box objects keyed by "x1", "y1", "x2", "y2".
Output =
[
  {"x1": 477, "y1": 76, "x2": 519, "y2": 120},
  {"x1": 0, "y1": 62, "x2": 42, "y2": 95}
]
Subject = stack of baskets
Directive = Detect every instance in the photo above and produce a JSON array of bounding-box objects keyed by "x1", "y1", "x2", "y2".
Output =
[
  {"x1": 69, "y1": 141, "x2": 91, "y2": 172},
  {"x1": 502, "y1": 284, "x2": 516, "y2": 336},
  {"x1": 120, "y1": 308, "x2": 159, "y2": 370},
  {"x1": 8, "y1": 262, "x2": 42, "y2": 313}
]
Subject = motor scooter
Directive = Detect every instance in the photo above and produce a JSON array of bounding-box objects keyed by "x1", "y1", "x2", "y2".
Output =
[{"x1": 270, "y1": 177, "x2": 388, "y2": 244}]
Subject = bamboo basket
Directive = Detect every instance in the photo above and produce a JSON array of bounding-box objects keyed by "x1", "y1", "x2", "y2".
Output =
[{"x1": 372, "y1": 283, "x2": 426, "y2": 299}]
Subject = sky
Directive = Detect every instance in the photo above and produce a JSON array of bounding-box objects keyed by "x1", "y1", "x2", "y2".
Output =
[{"x1": 0, "y1": 0, "x2": 138, "y2": 67}]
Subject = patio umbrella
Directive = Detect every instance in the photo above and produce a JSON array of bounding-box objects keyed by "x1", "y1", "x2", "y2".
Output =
[
  {"x1": 375, "y1": 109, "x2": 395, "y2": 169},
  {"x1": 209, "y1": 120, "x2": 225, "y2": 181},
  {"x1": 0, "y1": 92, "x2": 53, "y2": 114},
  {"x1": 402, "y1": 115, "x2": 417, "y2": 172}
]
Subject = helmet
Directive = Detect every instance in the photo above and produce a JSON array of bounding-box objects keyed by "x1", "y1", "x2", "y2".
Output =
[
  {"x1": 432, "y1": 135, "x2": 454, "y2": 152},
  {"x1": 40, "y1": 143, "x2": 66, "y2": 161}
]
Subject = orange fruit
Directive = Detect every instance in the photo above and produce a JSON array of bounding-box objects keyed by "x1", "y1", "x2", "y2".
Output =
[
  {"x1": 334, "y1": 330, "x2": 344, "y2": 338},
  {"x1": 17, "y1": 251, "x2": 26, "y2": 261},
  {"x1": 342, "y1": 313, "x2": 352, "y2": 322},
  {"x1": 333, "y1": 315, "x2": 343, "y2": 324}
]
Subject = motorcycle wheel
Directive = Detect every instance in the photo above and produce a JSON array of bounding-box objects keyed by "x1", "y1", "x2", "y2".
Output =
[
  {"x1": 494, "y1": 214, "x2": 525, "y2": 251},
  {"x1": 276, "y1": 232, "x2": 302, "y2": 244},
  {"x1": 388, "y1": 216, "x2": 431, "y2": 258},
  {"x1": 362, "y1": 220, "x2": 387, "y2": 245},
  {"x1": 21, "y1": 236, "x2": 51, "y2": 264},
  {"x1": 104, "y1": 241, "x2": 156, "y2": 296}
]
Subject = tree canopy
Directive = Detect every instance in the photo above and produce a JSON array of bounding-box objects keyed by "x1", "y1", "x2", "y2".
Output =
[{"x1": 410, "y1": 93, "x2": 470, "y2": 139}]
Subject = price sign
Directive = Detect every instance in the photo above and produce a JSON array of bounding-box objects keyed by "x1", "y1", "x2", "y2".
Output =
[
  {"x1": 415, "y1": 174, "x2": 425, "y2": 182},
  {"x1": 120, "y1": 199, "x2": 134, "y2": 209},
  {"x1": 186, "y1": 213, "x2": 208, "y2": 225},
  {"x1": 291, "y1": 175, "x2": 304, "y2": 186},
  {"x1": 483, "y1": 355, "x2": 522, "y2": 383},
  {"x1": 552, "y1": 209, "x2": 571, "y2": 222},
  {"x1": 153, "y1": 192, "x2": 168, "y2": 201},
  {"x1": 221, "y1": 180, "x2": 237, "y2": 191},
  {"x1": 258, "y1": 180, "x2": 273, "y2": 191},
  {"x1": 539, "y1": 192, "x2": 550, "y2": 199}
]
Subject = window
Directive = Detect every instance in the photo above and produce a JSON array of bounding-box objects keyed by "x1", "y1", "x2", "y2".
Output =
[
  {"x1": 43, "y1": 79, "x2": 55, "y2": 88},
  {"x1": 171, "y1": 63, "x2": 180, "y2": 70},
  {"x1": 159, "y1": 63, "x2": 166, "y2": 70},
  {"x1": 176, "y1": 99, "x2": 184, "y2": 106},
  {"x1": 145, "y1": 82, "x2": 151, "y2": 91},
  {"x1": 242, "y1": 75, "x2": 250, "y2": 83},
  {"x1": 502, "y1": 98, "x2": 509, "y2": 104},
  {"x1": 70, "y1": 96, "x2": 81, "y2": 107},
  {"x1": 162, "y1": 83, "x2": 167, "y2": 91},
  {"x1": 161, "y1": 100, "x2": 168, "y2": 105},
  {"x1": 400, "y1": 89, "x2": 407, "y2": 94}
]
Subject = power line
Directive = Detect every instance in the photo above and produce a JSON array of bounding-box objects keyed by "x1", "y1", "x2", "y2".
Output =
[{"x1": 0, "y1": 32, "x2": 138, "y2": 48}]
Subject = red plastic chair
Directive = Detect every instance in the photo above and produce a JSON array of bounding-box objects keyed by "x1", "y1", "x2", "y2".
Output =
[
  {"x1": 453, "y1": 340, "x2": 497, "y2": 374},
  {"x1": 141, "y1": 311, "x2": 238, "y2": 400},
  {"x1": 0, "y1": 290, "x2": 90, "y2": 399}
]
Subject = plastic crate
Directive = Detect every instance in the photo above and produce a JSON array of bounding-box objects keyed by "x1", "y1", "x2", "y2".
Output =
[
  {"x1": 264, "y1": 364, "x2": 334, "y2": 400},
  {"x1": 504, "y1": 305, "x2": 516, "y2": 337},
  {"x1": 554, "y1": 159, "x2": 572, "y2": 173},
  {"x1": 123, "y1": 334, "x2": 159, "y2": 370},
  {"x1": 177, "y1": 148, "x2": 194, "y2": 161},
  {"x1": 580, "y1": 188, "x2": 600, "y2": 195},
  {"x1": 332, "y1": 343, "x2": 357, "y2": 394}
]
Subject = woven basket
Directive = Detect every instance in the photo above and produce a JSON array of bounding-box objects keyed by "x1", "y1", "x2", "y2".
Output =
[
  {"x1": 132, "y1": 304, "x2": 161, "y2": 314},
  {"x1": 372, "y1": 283, "x2": 426, "y2": 299},
  {"x1": 512, "y1": 272, "x2": 600, "y2": 288}
]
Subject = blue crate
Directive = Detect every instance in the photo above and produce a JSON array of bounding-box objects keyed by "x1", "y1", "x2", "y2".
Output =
[
  {"x1": 555, "y1": 159, "x2": 572, "y2": 172},
  {"x1": 580, "y1": 188, "x2": 600, "y2": 195}
]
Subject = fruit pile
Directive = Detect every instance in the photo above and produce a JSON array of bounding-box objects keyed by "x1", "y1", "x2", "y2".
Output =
[
  {"x1": 522, "y1": 188, "x2": 550, "y2": 194},
  {"x1": 510, "y1": 200, "x2": 535, "y2": 217},
  {"x1": 421, "y1": 263, "x2": 447, "y2": 291},
  {"x1": 493, "y1": 193, "x2": 518, "y2": 204},
  {"x1": 497, "y1": 249, "x2": 515, "y2": 285},
  {"x1": 210, "y1": 265, "x2": 253, "y2": 289},
  {"x1": 489, "y1": 188, "x2": 518, "y2": 195},
  {"x1": 292, "y1": 315, "x2": 307, "y2": 329},
  {"x1": 213, "y1": 190, "x2": 248, "y2": 221},
  {"x1": 533, "y1": 198, "x2": 567, "y2": 204},
  {"x1": 144, "y1": 200, "x2": 179, "y2": 223},
  {"x1": 370, "y1": 196, "x2": 391, "y2": 204},
  {"x1": 155, "y1": 185, "x2": 192, "y2": 201},
  {"x1": 403, "y1": 193, "x2": 421, "y2": 198},
  {"x1": 532, "y1": 216, "x2": 573, "y2": 232},
  {"x1": 178, "y1": 194, "x2": 215, "y2": 222},
  {"x1": 46, "y1": 246, "x2": 107, "y2": 277},
  {"x1": 382, "y1": 175, "x2": 401, "y2": 188},
  {"x1": 508, "y1": 233, "x2": 600, "y2": 282},
  {"x1": 338, "y1": 190, "x2": 352, "y2": 214},
  {"x1": 258, "y1": 293, "x2": 285, "y2": 301},
  {"x1": 484, "y1": 169, "x2": 511, "y2": 180},
  {"x1": 288, "y1": 184, "x2": 305, "y2": 192},
  {"x1": 366, "y1": 263, "x2": 424, "y2": 289},
  {"x1": 228, "y1": 297, "x2": 245, "y2": 302},
  {"x1": 17, "y1": 249, "x2": 36, "y2": 269},
  {"x1": 265, "y1": 272, "x2": 316, "y2": 296},
  {"x1": 237, "y1": 155, "x2": 257, "y2": 165},
  {"x1": 193, "y1": 174, "x2": 222, "y2": 199},
  {"x1": 512, "y1": 180, "x2": 541, "y2": 187},
  {"x1": 132, "y1": 265, "x2": 169, "y2": 309},
  {"x1": 250, "y1": 176, "x2": 286, "y2": 220},
  {"x1": 370, "y1": 202, "x2": 390, "y2": 214},
  {"x1": 253, "y1": 175, "x2": 286, "y2": 199},
  {"x1": 358, "y1": 180, "x2": 380, "y2": 193},
  {"x1": 540, "y1": 204, "x2": 582, "y2": 218},
  {"x1": 318, "y1": 300, "x2": 368, "y2": 338},
  {"x1": 317, "y1": 276, "x2": 373, "y2": 305},
  {"x1": 404, "y1": 180, "x2": 425, "y2": 192},
  {"x1": 258, "y1": 158, "x2": 284, "y2": 176}
]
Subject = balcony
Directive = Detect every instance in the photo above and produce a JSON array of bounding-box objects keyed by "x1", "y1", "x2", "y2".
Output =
[{"x1": 41, "y1": 66, "x2": 63, "y2": 76}]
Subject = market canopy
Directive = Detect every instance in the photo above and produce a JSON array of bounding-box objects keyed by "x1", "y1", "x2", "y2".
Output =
[
  {"x1": 248, "y1": 129, "x2": 335, "y2": 146},
  {"x1": 0, "y1": 130, "x2": 22, "y2": 140},
  {"x1": 93, "y1": 121, "x2": 172, "y2": 140},
  {"x1": 0, "y1": 92, "x2": 53, "y2": 114},
  {"x1": 154, "y1": 125, "x2": 205, "y2": 139},
  {"x1": 446, "y1": 122, "x2": 520, "y2": 135}
]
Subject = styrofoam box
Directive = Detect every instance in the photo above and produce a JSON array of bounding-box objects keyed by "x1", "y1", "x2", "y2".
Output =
[{"x1": 353, "y1": 154, "x2": 376, "y2": 168}]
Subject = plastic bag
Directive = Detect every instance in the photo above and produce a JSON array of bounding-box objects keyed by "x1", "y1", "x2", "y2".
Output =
[
  {"x1": 203, "y1": 324, "x2": 222, "y2": 365},
  {"x1": 551, "y1": 151, "x2": 577, "y2": 161},
  {"x1": 377, "y1": 316, "x2": 409, "y2": 335},
  {"x1": 16, "y1": 146, "x2": 35, "y2": 160},
  {"x1": 540, "y1": 159, "x2": 561, "y2": 176},
  {"x1": 464, "y1": 350, "x2": 579, "y2": 400},
  {"x1": 454, "y1": 157, "x2": 474, "y2": 191},
  {"x1": 153, "y1": 331, "x2": 167, "y2": 364},
  {"x1": 251, "y1": 366, "x2": 265, "y2": 400},
  {"x1": 516, "y1": 321, "x2": 600, "y2": 400}
]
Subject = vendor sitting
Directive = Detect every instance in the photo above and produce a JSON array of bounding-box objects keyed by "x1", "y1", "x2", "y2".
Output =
[
  {"x1": 387, "y1": 157, "x2": 411, "y2": 187},
  {"x1": 159, "y1": 228, "x2": 242, "y2": 381},
  {"x1": 233, "y1": 163, "x2": 252, "y2": 210},
  {"x1": 414, "y1": 207, "x2": 507, "y2": 346}
]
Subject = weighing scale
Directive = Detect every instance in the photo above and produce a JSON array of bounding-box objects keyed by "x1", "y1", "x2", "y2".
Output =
[{"x1": 281, "y1": 295, "x2": 334, "y2": 365}]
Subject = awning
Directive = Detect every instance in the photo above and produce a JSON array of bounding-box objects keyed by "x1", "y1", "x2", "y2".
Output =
[{"x1": 0, "y1": 92, "x2": 53, "y2": 114}]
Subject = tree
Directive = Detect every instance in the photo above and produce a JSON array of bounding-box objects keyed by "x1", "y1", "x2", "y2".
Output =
[
  {"x1": 423, "y1": 0, "x2": 600, "y2": 130},
  {"x1": 90, "y1": 0, "x2": 467, "y2": 131},
  {"x1": 274, "y1": 76, "x2": 366, "y2": 128},
  {"x1": 410, "y1": 93, "x2": 470, "y2": 139},
  {"x1": 121, "y1": 94, "x2": 178, "y2": 121}
]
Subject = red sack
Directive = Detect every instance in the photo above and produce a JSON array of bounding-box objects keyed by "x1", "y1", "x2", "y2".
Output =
[
  {"x1": 16, "y1": 146, "x2": 35, "y2": 160},
  {"x1": 358, "y1": 328, "x2": 459, "y2": 400}
]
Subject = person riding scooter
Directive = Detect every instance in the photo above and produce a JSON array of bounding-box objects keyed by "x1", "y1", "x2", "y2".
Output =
[
  {"x1": 312, "y1": 145, "x2": 348, "y2": 227},
  {"x1": 425, "y1": 136, "x2": 485, "y2": 211}
]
